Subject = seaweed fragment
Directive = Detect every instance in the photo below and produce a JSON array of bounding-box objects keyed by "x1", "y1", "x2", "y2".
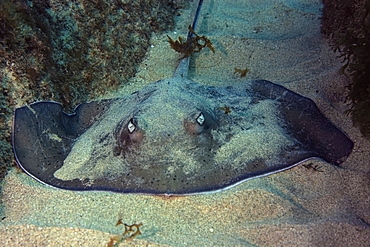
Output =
[
  {"x1": 167, "y1": 25, "x2": 215, "y2": 58},
  {"x1": 115, "y1": 218, "x2": 123, "y2": 227},
  {"x1": 303, "y1": 163, "x2": 323, "y2": 172},
  {"x1": 219, "y1": 106, "x2": 232, "y2": 114},
  {"x1": 122, "y1": 223, "x2": 143, "y2": 240},
  {"x1": 234, "y1": 67, "x2": 249, "y2": 77},
  {"x1": 107, "y1": 219, "x2": 143, "y2": 246}
]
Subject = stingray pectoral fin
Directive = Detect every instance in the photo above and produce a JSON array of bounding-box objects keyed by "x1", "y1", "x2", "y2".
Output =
[
  {"x1": 280, "y1": 94, "x2": 354, "y2": 165},
  {"x1": 250, "y1": 80, "x2": 354, "y2": 165},
  {"x1": 12, "y1": 100, "x2": 113, "y2": 187}
]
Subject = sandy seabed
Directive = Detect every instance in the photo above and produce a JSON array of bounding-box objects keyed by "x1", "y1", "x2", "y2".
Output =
[{"x1": 1, "y1": 0, "x2": 369, "y2": 246}]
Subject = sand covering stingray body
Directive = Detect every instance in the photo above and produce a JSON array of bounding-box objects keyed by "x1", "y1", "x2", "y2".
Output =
[{"x1": 12, "y1": 2, "x2": 353, "y2": 195}]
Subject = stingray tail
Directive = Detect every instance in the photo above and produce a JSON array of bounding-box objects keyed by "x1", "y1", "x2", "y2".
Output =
[
  {"x1": 187, "y1": 0, "x2": 204, "y2": 40},
  {"x1": 173, "y1": 0, "x2": 204, "y2": 78}
]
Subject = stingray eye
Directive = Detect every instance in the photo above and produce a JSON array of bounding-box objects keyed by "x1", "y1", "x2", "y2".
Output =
[
  {"x1": 127, "y1": 118, "x2": 136, "y2": 133},
  {"x1": 113, "y1": 117, "x2": 144, "y2": 156},
  {"x1": 127, "y1": 118, "x2": 144, "y2": 143},
  {"x1": 196, "y1": 113, "x2": 205, "y2": 126},
  {"x1": 184, "y1": 112, "x2": 206, "y2": 135}
]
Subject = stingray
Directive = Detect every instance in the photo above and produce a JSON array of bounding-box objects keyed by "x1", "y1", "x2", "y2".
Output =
[{"x1": 12, "y1": 0, "x2": 353, "y2": 195}]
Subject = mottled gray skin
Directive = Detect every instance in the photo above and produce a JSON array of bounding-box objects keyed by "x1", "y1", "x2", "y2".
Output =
[
  {"x1": 53, "y1": 57, "x2": 290, "y2": 193},
  {"x1": 13, "y1": 50, "x2": 353, "y2": 195}
]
